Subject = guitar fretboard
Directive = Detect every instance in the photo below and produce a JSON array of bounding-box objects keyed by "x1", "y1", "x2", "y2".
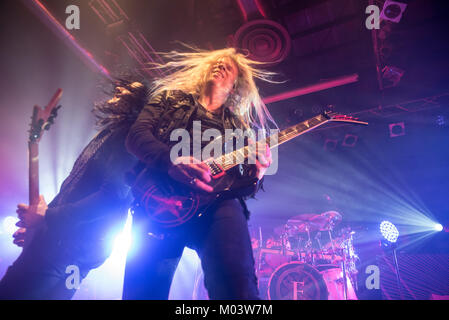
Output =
[{"x1": 206, "y1": 113, "x2": 330, "y2": 173}]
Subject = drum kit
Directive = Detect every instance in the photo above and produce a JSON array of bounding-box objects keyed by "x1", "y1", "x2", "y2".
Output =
[{"x1": 254, "y1": 211, "x2": 359, "y2": 300}]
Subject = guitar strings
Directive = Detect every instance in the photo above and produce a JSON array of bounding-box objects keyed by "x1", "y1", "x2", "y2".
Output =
[{"x1": 205, "y1": 114, "x2": 329, "y2": 172}]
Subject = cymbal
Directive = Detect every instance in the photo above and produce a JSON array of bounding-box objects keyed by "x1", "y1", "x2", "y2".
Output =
[
  {"x1": 287, "y1": 213, "x2": 321, "y2": 223},
  {"x1": 319, "y1": 211, "x2": 342, "y2": 230},
  {"x1": 287, "y1": 214, "x2": 328, "y2": 232}
]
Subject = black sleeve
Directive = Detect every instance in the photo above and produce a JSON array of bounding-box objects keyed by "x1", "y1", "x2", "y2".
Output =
[
  {"x1": 45, "y1": 131, "x2": 135, "y2": 228},
  {"x1": 125, "y1": 91, "x2": 173, "y2": 173},
  {"x1": 44, "y1": 178, "x2": 128, "y2": 229}
]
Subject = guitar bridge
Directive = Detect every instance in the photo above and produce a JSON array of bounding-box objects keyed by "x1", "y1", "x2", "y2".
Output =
[{"x1": 207, "y1": 160, "x2": 225, "y2": 179}]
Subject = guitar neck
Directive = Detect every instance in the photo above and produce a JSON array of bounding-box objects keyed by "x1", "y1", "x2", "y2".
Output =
[
  {"x1": 28, "y1": 141, "x2": 39, "y2": 205},
  {"x1": 266, "y1": 113, "x2": 329, "y2": 148},
  {"x1": 215, "y1": 114, "x2": 330, "y2": 171}
]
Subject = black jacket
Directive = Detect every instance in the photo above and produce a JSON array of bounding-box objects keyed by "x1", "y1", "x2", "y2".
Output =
[
  {"x1": 36, "y1": 123, "x2": 138, "y2": 269},
  {"x1": 126, "y1": 90, "x2": 261, "y2": 219},
  {"x1": 126, "y1": 90, "x2": 246, "y2": 172}
]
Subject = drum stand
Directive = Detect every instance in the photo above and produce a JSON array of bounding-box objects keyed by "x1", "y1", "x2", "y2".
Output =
[
  {"x1": 392, "y1": 245, "x2": 404, "y2": 300},
  {"x1": 257, "y1": 226, "x2": 263, "y2": 273},
  {"x1": 328, "y1": 229, "x2": 336, "y2": 258},
  {"x1": 329, "y1": 226, "x2": 349, "y2": 300},
  {"x1": 304, "y1": 224, "x2": 314, "y2": 265},
  {"x1": 315, "y1": 232, "x2": 323, "y2": 252},
  {"x1": 340, "y1": 253, "x2": 349, "y2": 300}
]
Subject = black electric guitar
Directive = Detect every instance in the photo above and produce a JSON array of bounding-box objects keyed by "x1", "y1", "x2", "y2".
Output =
[
  {"x1": 19, "y1": 89, "x2": 62, "y2": 249},
  {"x1": 131, "y1": 112, "x2": 368, "y2": 230}
]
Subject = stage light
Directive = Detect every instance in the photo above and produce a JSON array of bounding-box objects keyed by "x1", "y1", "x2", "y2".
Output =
[
  {"x1": 380, "y1": 220, "x2": 399, "y2": 243},
  {"x1": 312, "y1": 105, "x2": 322, "y2": 114},
  {"x1": 380, "y1": 0, "x2": 407, "y2": 23},
  {"x1": 2, "y1": 216, "x2": 19, "y2": 235},
  {"x1": 389, "y1": 122, "x2": 405, "y2": 138},
  {"x1": 342, "y1": 134, "x2": 358, "y2": 148},
  {"x1": 111, "y1": 210, "x2": 133, "y2": 259},
  {"x1": 382, "y1": 66, "x2": 404, "y2": 88},
  {"x1": 434, "y1": 223, "x2": 443, "y2": 232},
  {"x1": 436, "y1": 115, "x2": 446, "y2": 127},
  {"x1": 323, "y1": 139, "x2": 338, "y2": 151}
]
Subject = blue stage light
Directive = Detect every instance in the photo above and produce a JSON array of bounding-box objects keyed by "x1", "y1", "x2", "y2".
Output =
[{"x1": 434, "y1": 223, "x2": 443, "y2": 232}]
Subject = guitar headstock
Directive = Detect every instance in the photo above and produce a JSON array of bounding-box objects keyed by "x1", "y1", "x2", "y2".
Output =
[
  {"x1": 29, "y1": 89, "x2": 63, "y2": 143},
  {"x1": 323, "y1": 111, "x2": 368, "y2": 126}
]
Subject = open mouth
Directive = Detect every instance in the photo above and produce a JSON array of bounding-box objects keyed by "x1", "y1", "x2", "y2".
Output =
[
  {"x1": 212, "y1": 65, "x2": 225, "y2": 79},
  {"x1": 213, "y1": 71, "x2": 224, "y2": 79}
]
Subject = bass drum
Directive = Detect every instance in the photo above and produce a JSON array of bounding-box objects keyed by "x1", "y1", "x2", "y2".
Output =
[
  {"x1": 317, "y1": 264, "x2": 358, "y2": 300},
  {"x1": 267, "y1": 262, "x2": 357, "y2": 300}
]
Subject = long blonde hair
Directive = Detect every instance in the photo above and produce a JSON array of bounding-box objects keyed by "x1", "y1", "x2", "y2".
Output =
[{"x1": 147, "y1": 46, "x2": 279, "y2": 130}]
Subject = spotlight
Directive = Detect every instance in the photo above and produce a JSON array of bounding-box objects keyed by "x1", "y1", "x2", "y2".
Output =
[
  {"x1": 380, "y1": 220, "x2": 403, "y2": 298},
  {"x1": 323, "y1": 139, "x2": 338, "y2": 151},
  {"x1": 434, "y1": 223, "x2": 443, "y2": 232},
  {"x1": 382, "y1": 66, "x2": 404, "y2": 88},
  {"x1": 436, "y1": 115, "x2": 446, "y2": 127},
  {"x1": 2, "y1": 216, "x2": 19, "y2": 235},
  {"x1": 381, "y1": 0, "x2": 407, "y2": 23},
  {"x1": 312, "y1": 105, "x2": 322, "y2": 114},
  {"x1": 342, "y1": 134, "x2": 358, "y2": 148},
  {"x1": 380, "y1": 220, "x2": 399, "y2": 243},
  {"x1": 389, "y1": 122, "x2": 405, "y2": 138},
  {"x1": 288, "y1": 107, "x2": 303, "y2": 123}
]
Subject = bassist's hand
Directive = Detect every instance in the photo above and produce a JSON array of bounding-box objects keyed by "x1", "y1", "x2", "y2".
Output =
[
  {"x1": 12, "y1": 228, "x2": 26, "y2": 247},
  {"x1": 168, "y1": 156, "x2": 214, "y2": 193},
  {"x1": 16, "y1": 195, "x2": 48, "y2": 229}
]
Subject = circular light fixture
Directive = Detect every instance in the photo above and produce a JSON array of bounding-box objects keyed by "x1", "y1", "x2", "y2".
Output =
[
  {"x1": 380, "y1": 220, "x2": 399, "y2": 243},
  {"x1": 434, "y1": 223, "x2": 443, "y2": 232},
  {"x1": 233, "y1": 20, "x2": 291, "y2": 67}
]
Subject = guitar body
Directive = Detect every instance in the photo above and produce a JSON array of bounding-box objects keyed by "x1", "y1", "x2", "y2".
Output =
[{"x1": 132, "y1": 165, "x2": 259, "y2": 230}]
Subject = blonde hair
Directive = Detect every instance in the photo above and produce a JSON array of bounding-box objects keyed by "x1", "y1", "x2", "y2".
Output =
[{"x1": 147, "y1": 46, "x2": 279, "y2": 130}]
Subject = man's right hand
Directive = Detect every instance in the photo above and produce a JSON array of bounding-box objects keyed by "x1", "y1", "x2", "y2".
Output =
[{"x1": 168, "y1": 156, "x2": 214, "y2": 193}]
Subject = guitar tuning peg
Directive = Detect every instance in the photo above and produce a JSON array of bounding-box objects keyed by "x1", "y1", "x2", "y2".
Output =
[{"x1": 53, "y1": 105, "x2": 62, "y2": 115}]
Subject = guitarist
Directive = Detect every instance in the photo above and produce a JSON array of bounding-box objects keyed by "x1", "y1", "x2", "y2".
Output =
[
  {"x1": 0, "y1": 80, "x2": 147, "y2": 299},
  {"x1": 123, "y1": 47, "x2": 276, "y2": 300}
]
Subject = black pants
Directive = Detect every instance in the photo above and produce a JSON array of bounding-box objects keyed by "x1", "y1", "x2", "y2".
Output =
[{"x1": 122, "y1": 199, "x2": 260, "y2": 300}]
